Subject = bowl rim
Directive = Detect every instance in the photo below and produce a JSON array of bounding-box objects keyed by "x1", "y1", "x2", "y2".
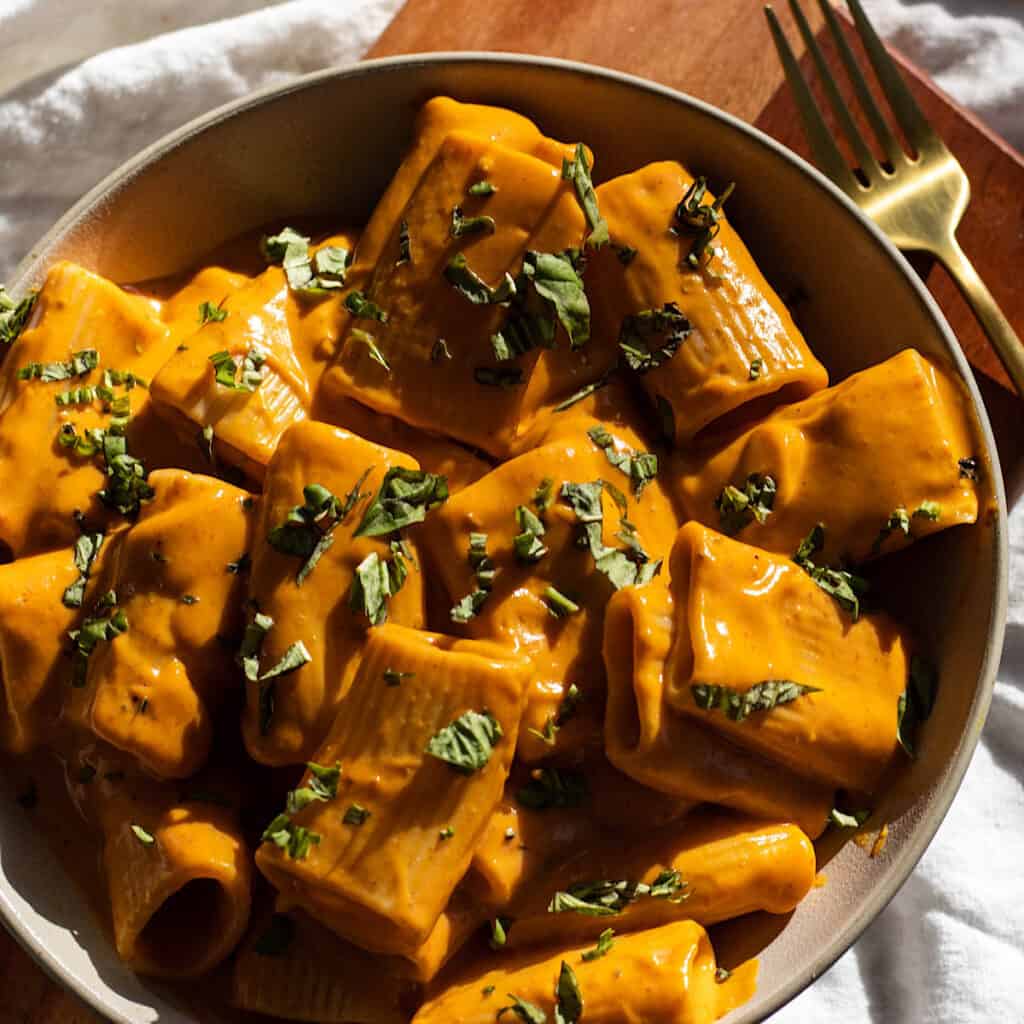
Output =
[{"x1": 5, "y1": 50, "x2": 1009, "y2": 1024}]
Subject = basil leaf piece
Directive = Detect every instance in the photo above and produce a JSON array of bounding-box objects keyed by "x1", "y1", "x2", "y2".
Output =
[
  {"x1": 130, "y1": 824, "x2": 155, "y2": 846},
  {"x1": 913, "y1": 500, "x2": 941, "y2": 521},
  {"x1": 450, "y1": 205, "x2": 496, "y2": 238},
  {"x1": 198, "y1": 300, "x2": 228, "y2": 325},
  {"x1": 208, "y1": 346, "x2": 266, "y2": 392},
  {"x1": 425, "y1": 710, "x2": 502, "y2": 774},
  {"x1": 716, "y1": 967, "x2": 732, "y2": 983},
  {"x1": 348, "y1": 551, "x2": 401, "y2": 626},
  {"x1": 673, "y1": 176, "x2": 735, "y2": 272},
  {"x1": 552, "y1": 372, "x2": 612, "y2": 412},
  {"x1": 829, "y1": 807, "x2": 870, "y2": 830},
  {"x1": 261, "y1": 226, "x2": 309, "y2": 264},
  {"x1": 62, "y1": 530, "x2": 104, "y2": 609},
  {"x1": 343, "y1": 803, "x2": 371, "y2": 826},
  {"x1": 792, "y1": 523, "x2": 868, "y2": 620},
  {"x1": 238, "y1": 612, "x2": 274, "y2": 684},
  {"x1": 489, "y1": 916, "x2": 511, "y2": 949},
  {"x1": 353, "y1": 467, "x2": 449, "y2": 538},
  {"x1": 0, "y1": 287, "x2": 37, "y2": 345},
  {"x1": 396, "y1": 220, "x2": 411, "y2": 265},
  {"x1": 958, "y1": 456, "x2": 979, "y2": 481},
  {"x1": 581, "y1": 928, "x2": 615, "y2": 962},
  {"x1": 284, "y1": 761, "x2": 340, "y2": 815},
  {"x1": 19, "y1": 348, "x2": 98, "y2": 382},
  {"x1": 69, "y1": 592, "x2": 128, "y2": 687},
  {"x1": 254, "y1": 914, "x2": 295, "y2": 956},
  {"x1": 548, "y1": 869, "x2": 687, "y2": 916},
  {"x1": 431, "y1": 338, "x2": 452, "y2": 362},
  {"x1": 587, "y1": 424, "x2": 659, "y2": 498},
  {"x1": 749, "y1": 357, "x2": 763, "y2": 380},
  {"x1": 618, "y1": 303, "x2": 690, "y2": 373},
  {"x1": 55, "y1": 386, "x2": 97, "y2": 406},
  {"x1": 523, "y1": 250, "x2": 590, "y2": 350},
  {"x1": 469, "y1": 180, "x2": 497, "y2": 196},
  {"x1": 261, "y1": 813, "x2": 321, "y2": 860},
  {"x1": 533, "y1": 477, "x2": 554, "y2": 512},
  {"x1": 350, "y1": 328, "x2": 391, "y2": 373},
  {"x1": 714, "y1": 473, "x2": 776, "y2": 536},
  {"x1": 691, "y1": 680, "x2": 821, "y2": 722},
  {"x1": 383, "y1": 668, "x2": 413, "y2": 686},
  {"x1": 542, "y1": 585, "x2": 580, "y2": 618},
  {"x1": 554, "y1": 961, "x2": 583, "y2": 1024},
  {"x1": 260, "y1": 642, "x2": 312, "y2": 682},
  {"x1": 498, "y1": 995, "x2": 547, "y2": 1024},
  {"x1": 562, "y1": 142, "x2": 609, "y2": 249},
  {"x1": 313, "y1": 246, "x2": 350, "y2": 287},
  {"x1": 344, "y1": 290, "x2": 389, "y2": 323},
  {"x1": 514, "y1": 505, "x2": 548, "y2": 564},
  {"x1": 872, "y1": 506, "x2": 910, "y2": 554},
  {"x1": 516, "y1": 767, "x2": 588, "y2": 810},
  {"x1": 444, "y1": 253, "x2": 516, "y2": 305},
  {"x1": 896, "y1": 654, "x2": 938, "y2": 758}
]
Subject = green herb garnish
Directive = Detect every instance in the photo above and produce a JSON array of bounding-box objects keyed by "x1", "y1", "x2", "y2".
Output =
[
  {"x1": 19, "y1": 348, "x2": 98, "y2": 382},
  {"x1": 208, "y1": 345, "x2": 267, "y2": 392},
  {"x1": 396, "y1": 220, "x2": 411, "y2": 265},
  {"x1": 673, "y1": 176, "x2": 735, "y2": 272},
  {"x1": 581, "y1": 928, "x2": 614, "y2": 962},
  {"x1": 792, "y1": 524, "x2": 868, "y2": 620},
  {"x1": 562, "y1": 142, "x2": 608, "y2": 249},
  {"x1": 261, "y1": 814, "x2": 321, "y2": 860},
  {"x1": 450, "y1": 205, "x2": 496, "y2": 238},
  {"x1": 913, "y1": 500, "x2": 941, "y2": 521},
  {"x1": 618, "y1": 303, "x2": 690, "y2": 373},
  {"x1": 198, "y1": 299, "x2": 228, "y2": 325},
  {"x1": 896, "y1": 654, "x2": 938, "y2": 758},
  {"x1": 469, "y1": 180, "x2": 497, "y2": 196},
  {"x1": 548, "y1": 869, "x2": 687, "y2": 916},
  {"x1": 542, "y1": 586, "x2": 580, "y2": 618},
  {"x1": 444, "y1": 253, "x2": 516, "y2": 305},
  {"x1": 353, "y1": 467, "x2": 448, "y2": 538},
  {"x1": 587, "y1": 424, "x2": 658, "y2": 498},
  {"x1": 69, "y1": 591, "x2": 128, "y2": 687},
  {"x1": 425, "y1": 710, "x2": 502, "y2": 774},
  {"x1": 829, "y1": 807, "x2": 870, "y2": 830},
  {"x1": 130, "y1": 824, "x2": 155, "y2": 846},
  {"x1": 958, "y1": 457, "x2": 979, "y2": 481},
  {"x1": 451, "y1": 532, "x2": 496, "y2": 623},
  {"x1": 0, "y1": 287, "x2": 36, "y2": 345},
  {"x1": 554, "y1": 960, "x2": 583, "y2": 1024},
  {"x1": 714, "y1": 473, "x2": 776, "y2": 536},
  {"x1": 285, "y1": 762, "x2": 341, "y2": 814},
  {"x1": 343, "y1": 804, "x2": 371, "y2": 826},
  {"x1": 62, "y1": 530, "x2": 104, "y2": 608},
  {"x1": 513, "y1": 505, "x2": 548, "y2": 564},
  {"x1": 691, "y1": 680, "x2": 821, "y2": 721}
]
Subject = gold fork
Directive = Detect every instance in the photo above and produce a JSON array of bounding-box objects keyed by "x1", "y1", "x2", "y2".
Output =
[{"x1": 765, "y1": 0, "x2": 1024, "y2": 397}]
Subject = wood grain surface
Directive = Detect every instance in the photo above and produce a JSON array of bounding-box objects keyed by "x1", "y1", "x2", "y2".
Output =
[{"x1": 4, "y1": 1, "x2": 1023, "y2": 1020}]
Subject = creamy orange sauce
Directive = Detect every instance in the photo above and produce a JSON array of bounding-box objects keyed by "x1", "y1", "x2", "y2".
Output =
[{"x1": 0, "y1": 95, "x2": 987, "y2": 1023}]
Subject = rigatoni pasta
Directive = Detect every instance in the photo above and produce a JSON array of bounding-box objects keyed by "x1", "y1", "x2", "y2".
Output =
[{"x1": 0, "y1": 93, "x2": 984, "y2": 1024}]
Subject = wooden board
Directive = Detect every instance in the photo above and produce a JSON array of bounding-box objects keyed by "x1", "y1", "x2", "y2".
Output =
[{"x1": 4, "y1": 2, "x2": 1023, "y2": 1020}]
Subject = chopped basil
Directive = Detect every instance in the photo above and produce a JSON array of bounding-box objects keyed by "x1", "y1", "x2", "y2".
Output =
[
  {"x1": 749, "y1": 358, "x2": 763, "y2": 380},
  {"x1": 269, "y1": 476, "x2": 370, "y2": 585},
  {"x1": 130, "y1": 824, "x2": 155, "y2": 846},
  {"x1": 489, "y1": 916, "x2": 511, "y2": 949},
  {"x1": 227, "y1": 553, "x2": 251, "y2": 575},
  {"x1": 351, "y1": 328, "x2": 390, "y2": 373},
  {"x1": 0, "y1": 287, "x2": 36, "y2": 345},
  {"x1": 69, "y1": 591, "x2": 128, "y2": 687},
  {"x1": 673, "y1": 176, "x2": 735, "y2": 272},
  {"x1": 261, "y1": 226, "x2": 308, "y2": 263},
  {"x1": 439, "y1": 826, "x2": 455, "y2": 840},
  {"x1": 872, "y1": 506, "x2": 910, "y2": 554},
  {"x1": 792, "y1": 524, "x2": 868, "y2": 620},
  {"x1": 313, "y1": 246, "x2": 350, "y2": 287},
  {"x1": 198, "y1": 424, "x2": 215, "y2": 465},
  {"x1": 55, "y1": 386, "x2": 97, "y2": 406},
  {"x1": 469, "y1": 180, "x2": 497, "y2": 196},
  {"x1": 542, "y1": 585, "x2": 580, "y2": 618},
  {"x1": 260, "y1": 642, "x2": 312, "y2": 681},
  {"x1": 714, "y1": 473, "x2": 776, "y2": 535},
  {"x1": 554, "y1": 960, "x2": 583, "y2": 1024},
  {"x1": 396, "y1": 219, "x2": 411, "y2": 265},
  {"x1": 353, "y1": 467, "x2": 448, "y2": 538},
  {"x1": 208, "y1": 346, "x2": 266, "y2": 392},
  {"x1": 533, "y1": 477, "x2": 554, "y2": 512},
  {"x1": 587, "y1": 424, "x2": 658, "y2": 498},
  {"x1": 237, "y1": 616, "x2": 310, "y2": 736},
  {"x1": 514, "y1": 505, "x2": 548, "y2": 564},
  {"x1": 19, "y1": 348, "x2": 98, "y2": 382},
  {"x1": 958, "y1": 457, "x2": 979, "y2": 481},
  {"x1": 516, "y1": 767, "x2": 587, "y2": 810},
  {"x1": 180, "y1": 594, "x2": 199, "y2": 605},
  {"x1": 254, "y1": 914, "x2": 295, "y2": 956},
  {"x1": 451, "y1": 532, "x2": 496, "y2": 623},
  {"x1": 581, "y1": 928, "x2": 615, "y2": 962},
  {"x1": 548, "y1": 869, "x2": 687, "y2": 916},
  {"x1": 523, "y1": 250, "x2": 590, "y2": 350},
  {"x1": 344, "y1": 290, "x2": 389, "y2": 323},
  {"x1": 285, "y1": 762, "x2": 340, "y2": 815},
  {"x1": 238, "y1": 612, "x2": 274, "y2": 684},
  {"x1": 343, "y1": 803, "x2": 371, "y2": 826},
  {"x1": 348, "y1": 550, "x2": 406, "y2": 626},
  {"x1": 62, "y1": 530, "x2": 104, "y2": 608},
  {"x1": 261, "y1": 814, "x2": 321, "y2": 860},
  {"x1": 383, "y1": 668, "x2": 413, "y2": 686},
  {"x1": 562, "y1": 142, "x2": 609, "y2": 249},
  {"x1": 431, "y1": 338, "x2": 452, "y2": 362},
  {"x1": 618, "y1": 303, "x2": 690, "y2": 373},
  {"x1": 425, "y1": 710, "x2": 502, "y2": 774},
  {"x1": 829, "y1": 807, "x2": 870, "y2": 829},
  {"x1": 198, "y1": 299, "x2": 228, "y2": 325},
  {"x1": 444, "y1": 253, "x2": 516, "y2": 305},
  {"x1": 715, "y1": 967, "x2": 732, "y2": 983},
  {"x1": 483, "y1": 985, "x2": 497, "y2": 997},
  {"x1": 552, "y1": 373, "x2": 611, "y2": 412},
  {"x1": 691, "y1": 680, "x2": 821, "y2": 721},
  {"x1": 498, "y1": 995, "x2": 546, "y2": 1024},
  {"x1": 897, "y1": 654, "x2": 938, "y2": 758},
  {"x1": 913, "y1": 500, "x2": 941, "y2": 521},
  {"x1": 450, "y1": 205, "x2": 496, "y2": 238}
]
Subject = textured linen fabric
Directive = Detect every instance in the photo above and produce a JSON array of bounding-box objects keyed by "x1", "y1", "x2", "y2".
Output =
[{"x1": 0, "y1": 1, "x2": 1021, "y2": 1020}]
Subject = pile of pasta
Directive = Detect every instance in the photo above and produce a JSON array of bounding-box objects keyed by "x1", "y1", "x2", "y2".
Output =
[{"x1": 0, "y1": 97, "x2": 981, "y2": 1023}]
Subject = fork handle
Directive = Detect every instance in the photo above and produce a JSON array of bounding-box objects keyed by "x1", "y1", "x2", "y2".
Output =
[{"x1": 936, "y1": 237, "x2": 1024, "y2": 398}]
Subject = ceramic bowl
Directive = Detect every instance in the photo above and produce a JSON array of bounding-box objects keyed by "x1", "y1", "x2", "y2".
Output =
[{"x1": 2, "y1": 53, "x2": 1008, "y2": 1023}]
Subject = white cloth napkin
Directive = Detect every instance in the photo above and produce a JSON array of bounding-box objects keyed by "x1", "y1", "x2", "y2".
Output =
[{"x1": 0, "y1": 1, "x2": 1022, "y2": 1021}]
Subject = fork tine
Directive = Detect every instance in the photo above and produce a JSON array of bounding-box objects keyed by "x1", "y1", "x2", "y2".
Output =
[
  {"x1": 844, "y1": 0, "x2": 937, "y2": 153},
  {"x1": 764, "y1": 5, "x2": 860, "y2": 194},
  {"x1": 787, "y1": 0, "x2": 878, "y2": 183},
  {"x1": 817, "y1": 0, "x2": 903, "y2": 167}
]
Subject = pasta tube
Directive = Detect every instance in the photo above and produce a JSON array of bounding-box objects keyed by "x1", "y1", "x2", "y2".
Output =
[
  {"x1": 501, "y1": 809, "x2": 816, "y2": 950},
  {"x1": 413, "y1": 919, "x2": 727, "y2": 1024},
  {"x1": 255, "y1": 624, "x2": 530, "y2": 957},
  {"x1": 67, "y1": 470, "x2": 255, "y2": 778},
  {"x1": 671, "y1": 349, "x2": 980, "y2": 564},
  {"x1": 241, "y1": 420, "x2": 428, "y2": 766},
  {"x1": 589, "y1": 162, "x2": 828, "y2": 445}
]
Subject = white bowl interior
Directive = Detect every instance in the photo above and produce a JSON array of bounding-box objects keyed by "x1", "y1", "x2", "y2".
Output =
[{"x1": 4, "y1": 55, "x2": 1007, "y2": 1023}]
